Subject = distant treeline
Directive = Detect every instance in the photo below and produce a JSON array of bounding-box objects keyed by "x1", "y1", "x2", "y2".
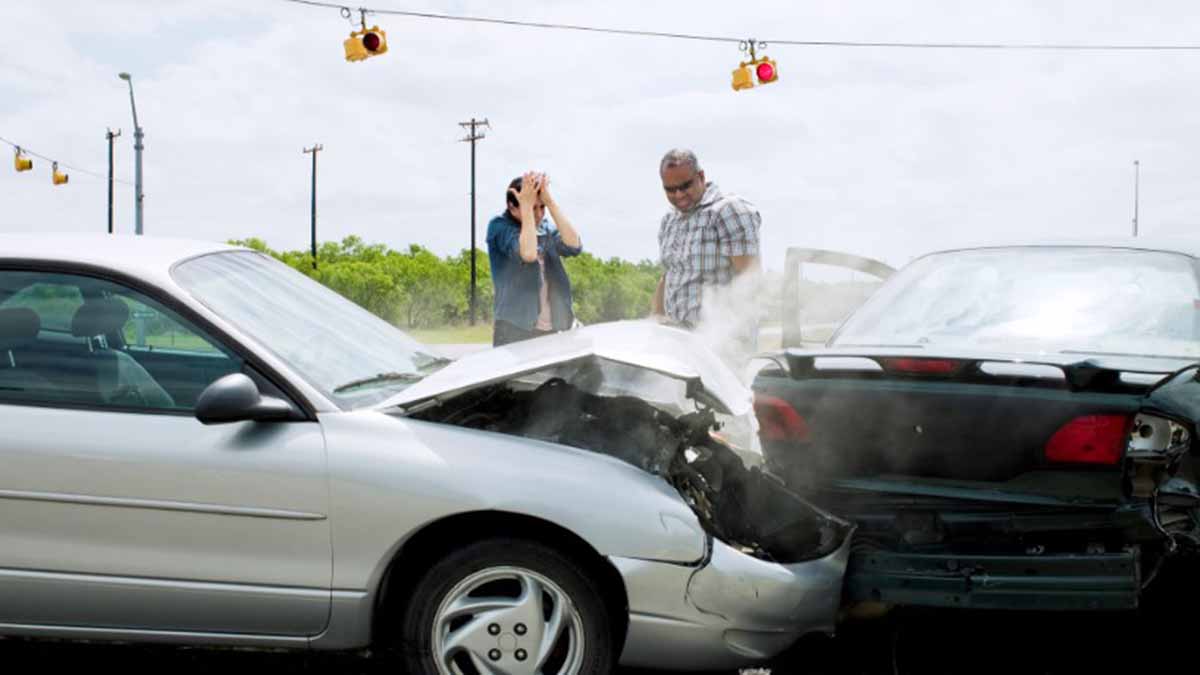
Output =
[{"x1": 230, "y1": 236, "x2": 662, "y2": 329}]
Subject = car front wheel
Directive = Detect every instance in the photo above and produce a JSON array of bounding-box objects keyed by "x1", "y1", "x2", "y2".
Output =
[{"x1": 400, "y1": 538, "x2": 615, "y2": 675}]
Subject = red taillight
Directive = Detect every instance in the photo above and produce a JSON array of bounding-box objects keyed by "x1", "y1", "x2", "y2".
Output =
[
  {"x1": 1044, "y1": 414, "x2": 1130, "y2": 465},
  {"x1": 880, "y1": 358, "x2": 965, "y2": 376},
  {"x1": 753, "y1": 394, "x2": 809, "y2": 443}
]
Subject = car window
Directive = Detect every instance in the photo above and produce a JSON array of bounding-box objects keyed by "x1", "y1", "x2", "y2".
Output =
[
  {"x1": 780, "y1": 248, "x2": 895, "y2": 348},
  {"x1": 834, "y1": 247, "x2": 1200, "y2": 358},
  {"x1": 0, "y1": 282, "x2": 83, "y2": 332},
  {"x1": 0, "y1": 269, "x2": 243, "y2": 413},
  {"x1": 120, "y1": 296, "x2": 224, "y2": 355},
  {"x1": 174, "y1": 251, "x2": 448, "y2": 409}
]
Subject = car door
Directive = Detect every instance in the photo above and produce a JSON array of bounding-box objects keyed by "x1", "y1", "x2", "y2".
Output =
[
  {"x1": 0, "y1": 267, "x2": 331, "y2": 637},
  {"x1": 779, "y1": 247, "x2": 895, "y2": 348}
]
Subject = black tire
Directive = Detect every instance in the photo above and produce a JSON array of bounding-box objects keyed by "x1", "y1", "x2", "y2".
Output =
[{"x1": 398, "y1": 537, "x2": 615, "y2": 675}]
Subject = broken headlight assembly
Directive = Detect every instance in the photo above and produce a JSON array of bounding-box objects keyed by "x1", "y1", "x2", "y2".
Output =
[{"x1": 412, "y1": 377, "x2": 850, "y2": 563}]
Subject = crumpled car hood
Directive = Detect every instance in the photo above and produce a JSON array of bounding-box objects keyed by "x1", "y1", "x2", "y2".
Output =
[{"x1": 380, "y1": 320, "x2": 752, "y2": 416}]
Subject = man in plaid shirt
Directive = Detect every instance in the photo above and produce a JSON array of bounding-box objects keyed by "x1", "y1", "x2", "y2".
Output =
[{"x1": 651, "y1": 149, "x2": 762, "y2": 341}]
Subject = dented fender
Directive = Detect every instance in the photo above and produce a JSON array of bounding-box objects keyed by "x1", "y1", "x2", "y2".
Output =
[
  {"x1": 687, "y1": 534, "x2": 853, "y2": 634},
  {"x1": 611, "y1": 533, "x2": 853, "y2": 670}
]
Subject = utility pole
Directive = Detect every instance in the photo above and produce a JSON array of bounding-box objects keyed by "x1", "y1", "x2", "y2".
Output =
[
  {"x1": 303, "y1": 144, "x2": 323, "y2": 269},
  {"x1": 1132, "y1": 160, "x2": 1140, "y2": 237},
  {"x1": 459, "y1": 118, "x2": 489, "y2": 325},
  {"x1": 105, "y1": 128, "x2": 121, "y2": 234},
  {"x1": 118, "y1": 73, "x2": 145, "y2": 234}
]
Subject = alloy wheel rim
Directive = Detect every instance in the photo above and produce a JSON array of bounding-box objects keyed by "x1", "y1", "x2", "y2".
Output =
[{"x1": 432, "y1": 565, "x2": 586, "y2": 675}]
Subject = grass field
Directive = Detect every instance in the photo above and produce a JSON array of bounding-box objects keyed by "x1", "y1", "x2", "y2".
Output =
[
  {"x1": 406, "y1": 322, "x2": 796, "y2": 348},
  {"x1": 407, "y1": 324, "x2": 493, "y2": 344}
]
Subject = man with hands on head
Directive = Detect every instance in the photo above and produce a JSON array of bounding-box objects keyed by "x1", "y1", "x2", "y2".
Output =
[{"x1": 486, "y1": 171, "x2": 584, "y2": 346}]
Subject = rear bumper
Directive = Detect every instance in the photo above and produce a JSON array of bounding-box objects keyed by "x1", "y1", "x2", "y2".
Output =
[
  {"x1": 845, "y1": 549, "x2": 1140, "y2": 611},
  {"x1": 611, "y1": 535, "x2": 851, "y2": 671}
]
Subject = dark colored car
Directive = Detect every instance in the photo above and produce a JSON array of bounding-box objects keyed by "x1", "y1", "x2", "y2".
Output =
[{"x1": 754, "y1": 241, "x2": 1200, "y2": 613}]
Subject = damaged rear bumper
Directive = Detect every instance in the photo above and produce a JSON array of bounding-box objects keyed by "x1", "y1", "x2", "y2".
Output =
[
  {"x1": 611, "y1": 534, "x2": 853, "y2": 671},
  {"x1": 845, "y1": 549, "x2": 1140, "y2": 612}
]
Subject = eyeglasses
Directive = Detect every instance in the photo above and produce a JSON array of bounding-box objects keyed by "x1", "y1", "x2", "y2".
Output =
[{"x1": 663, "y1": 177, "x2": 697, "y2": 194}]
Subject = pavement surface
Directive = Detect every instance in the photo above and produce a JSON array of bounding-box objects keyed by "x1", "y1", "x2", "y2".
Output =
[{"x1": 3, "y1": 561, "x2": 1195, "y2": 675}]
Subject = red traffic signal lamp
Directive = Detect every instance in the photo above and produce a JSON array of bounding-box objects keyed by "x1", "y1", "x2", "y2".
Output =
[
  {"x1": 756, "y1": 59, "x2": 778, "y2": 84},
  {"x1": 344, "y1": 25, "x2": 388, "y2": 62},
  {"x1": 731, "y1": 40, "x2": 779, "y2": 91}
]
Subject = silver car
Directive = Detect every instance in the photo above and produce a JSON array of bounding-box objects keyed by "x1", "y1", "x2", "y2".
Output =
[{"x1": 0, "y1": 234, "x2": 851, "y2": 674}]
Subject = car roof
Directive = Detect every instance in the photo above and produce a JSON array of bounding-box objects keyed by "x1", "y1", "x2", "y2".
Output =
[
  {"x1": 923, "y1": 236, "x2": 1200, "y2": 260},
  {"x1": 0, "y1": 233, "x2": 242, "y2": 283}
]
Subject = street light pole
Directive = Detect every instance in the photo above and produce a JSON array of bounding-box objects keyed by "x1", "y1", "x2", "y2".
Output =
[
  {"x1": 105, "y1": 128, "x2": 121, "y2": 234},
  {"x1": 118, "y1": 72, "x2": 144, "y2": 235}
]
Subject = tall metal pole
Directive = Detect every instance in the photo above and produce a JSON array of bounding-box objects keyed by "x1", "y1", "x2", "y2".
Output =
[
  {"x1": 118, "y1": 73, "x2": 144, "y2": 235},
  {"x1": 303, "y1": 144, "x2": 323, "y2": 269},
  {"x1": 105, "y1": 128, "x2": 121, "y2": 234},
  {"x1": 458, "y1": 118, "x2": 489, "y2": 325},
  {"x1": 1132, "y1": 160, "x2": 1140, "y2": 237}
]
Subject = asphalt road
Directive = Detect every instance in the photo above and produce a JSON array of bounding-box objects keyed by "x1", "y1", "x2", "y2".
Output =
[
  {"x1": 2, "y1": 559, "x2": 1195, "y2": 674},
  {"x1": 1, "y1": 605, "x2": 1192, "y2": 675}
]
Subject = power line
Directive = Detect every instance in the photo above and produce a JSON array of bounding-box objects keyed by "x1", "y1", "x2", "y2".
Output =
[
  {"x1": 1, "y1": 135, "x2": 135, "y2": 185},
  {"x1": 279, "y1": 0, "x2": 1200, "y2": 51}
]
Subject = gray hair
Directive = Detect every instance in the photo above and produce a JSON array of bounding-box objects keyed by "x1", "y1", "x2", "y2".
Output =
[{"x1": 659, "y1": 148, "x2": 702, "y2": 175}]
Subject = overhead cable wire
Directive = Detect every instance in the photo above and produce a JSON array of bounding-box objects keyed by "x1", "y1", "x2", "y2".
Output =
[
  {"x1": 0, "y1": 135, "x2": 134, "y2": 185},
  {"x1": 279, "y1": 0, "x2": 1200, "y2": 51}
]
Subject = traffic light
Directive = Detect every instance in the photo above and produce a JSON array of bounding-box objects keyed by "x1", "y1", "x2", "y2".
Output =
[
  {"x1": 344, "y1": 25, "x2": 388, "y2": 62},
  {"x1": 731, "y1": 40, "x2": 779, "y2": 91},
  {"x1": 51, "y1": 161, "x2": 68, "y2": 185},
  {"x1": 731, "y1": 56, "x2": 779, "y2": 90},
  {"x1": 14, "y1": 148, "x2": 32, "y2": 172}
]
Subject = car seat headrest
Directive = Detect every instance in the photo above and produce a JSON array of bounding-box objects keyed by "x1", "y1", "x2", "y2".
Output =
[
  {"x1": 0, "y1": 307, "x2": 40, "y2": 350},
  {"x1": 71, "y1": 298, "x2": 130, "y2": 338}
]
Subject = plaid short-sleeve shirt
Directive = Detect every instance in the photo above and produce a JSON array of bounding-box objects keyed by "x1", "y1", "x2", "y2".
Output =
[{"x1": 658, "y1": 182, "x2": 761, "y2": 325}]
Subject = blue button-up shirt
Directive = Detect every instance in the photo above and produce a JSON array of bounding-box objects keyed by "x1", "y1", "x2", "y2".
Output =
[{"x1": 486, "y1": 212, "x2": 582, "y2": 331}]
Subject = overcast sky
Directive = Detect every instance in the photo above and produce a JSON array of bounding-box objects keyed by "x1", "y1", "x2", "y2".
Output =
[{"x1": 3, "y1": 0, "x2": 1199, "y2": 271}]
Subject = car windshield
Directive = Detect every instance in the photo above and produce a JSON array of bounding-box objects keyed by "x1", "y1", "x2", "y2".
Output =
[
  {"x1": 833, "y1": 247, "x2": 1200, "y2": 359},
  {"x1": 173, "y1": 251, "x2": 448, "y2": 408}
]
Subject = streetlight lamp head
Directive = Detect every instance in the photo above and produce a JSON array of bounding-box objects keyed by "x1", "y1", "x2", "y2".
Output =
[{"x1": 118, "y1": 72, "x2": 131, "y2": 81}]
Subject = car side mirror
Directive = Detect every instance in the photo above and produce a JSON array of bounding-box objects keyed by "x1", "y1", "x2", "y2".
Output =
[{"x1": 195, "y1": 373, "x2": 294, "y2": 425}]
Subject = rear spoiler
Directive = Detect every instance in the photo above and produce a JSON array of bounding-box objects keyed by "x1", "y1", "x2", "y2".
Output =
[
  {"x1": 782, "y1": 350, "x2": 1178, "y2": 393},
  {"x1": 782, "y1": 248, "x2": 895, "y2": 349}
]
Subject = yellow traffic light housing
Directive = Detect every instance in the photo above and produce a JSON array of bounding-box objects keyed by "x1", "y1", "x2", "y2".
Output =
[
  {"x1": 14, "y1": 148, "x2": 32, "y2": 172},
  {"x1": 52, "y1": 161, "x2": 68, "y2": 186},
  {"x1": 344, "y1": 25, "x2": 388, "y2": 62},
  {"x1": 731, "y1": 40, "x2": 780, "y2": 91},
  {"x1": 732, "y1": 65, "x2": 754, "y2": 91}
]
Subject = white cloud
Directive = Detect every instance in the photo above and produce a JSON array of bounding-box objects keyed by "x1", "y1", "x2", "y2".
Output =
[{"x1": 3, "y1": 0, "x2": 1200, "y2": 271}]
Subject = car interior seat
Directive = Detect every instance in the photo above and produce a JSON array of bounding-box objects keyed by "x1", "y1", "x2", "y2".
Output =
[
  {"x1": 0, "y1": 307, "x2": 55, "y2": 397},
  {"x1": 68, "y1": 298, "x2": 175, "y2": 409}
]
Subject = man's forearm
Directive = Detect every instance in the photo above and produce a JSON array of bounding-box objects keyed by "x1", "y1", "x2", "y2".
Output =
[
  {"x1": 731, "y1": 255, "x2": 761, "y2": 276},
  {"x1": 547, "y1": 203, "x2": 580, "y2": 249},
  {"x1": 652, "y1": 276, "x2": 665, "y2": 315}
]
